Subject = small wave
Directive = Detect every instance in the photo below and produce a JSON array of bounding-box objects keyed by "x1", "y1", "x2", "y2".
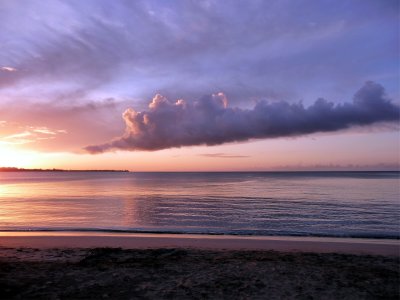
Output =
[{"x1": 0, "y1": 227, "x2": 398, "y2": 240}]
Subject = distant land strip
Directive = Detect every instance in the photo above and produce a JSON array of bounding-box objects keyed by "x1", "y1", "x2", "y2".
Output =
[{"x1": 0, "y1": 167, "x2": 129, "y2": 172}]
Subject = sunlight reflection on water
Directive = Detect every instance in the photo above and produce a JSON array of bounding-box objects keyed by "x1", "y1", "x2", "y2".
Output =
[{"x1": 0, "y1": 171, "x2": 399, "y2": 238}]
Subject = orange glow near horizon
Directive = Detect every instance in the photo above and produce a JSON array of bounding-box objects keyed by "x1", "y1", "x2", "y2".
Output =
[
  {"x1": 0, "y1": 145, "x2": 41, "y2": 168},
  {"x1": 0, "y1": 131, "x2": 398, "y2": 172}
]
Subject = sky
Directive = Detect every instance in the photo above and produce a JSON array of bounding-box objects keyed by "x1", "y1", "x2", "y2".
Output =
[{"x1": 0, "y1": 0, "x2": 399, "y2": 171}]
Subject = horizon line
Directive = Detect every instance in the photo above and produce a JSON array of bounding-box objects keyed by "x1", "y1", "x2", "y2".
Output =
[{"x1": 1, "y1": 167, "x2": 399, "y2": 173}]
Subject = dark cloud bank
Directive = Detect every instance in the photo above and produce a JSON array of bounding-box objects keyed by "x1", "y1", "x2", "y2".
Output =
[{"x1": 85, "y1": 82, "x2": 399, "y2": 153}]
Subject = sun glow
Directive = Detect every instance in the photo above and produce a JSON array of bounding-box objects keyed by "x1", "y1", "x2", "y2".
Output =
[{"x1": 0, "y1": 145, "x2": 38, "y2": 168}]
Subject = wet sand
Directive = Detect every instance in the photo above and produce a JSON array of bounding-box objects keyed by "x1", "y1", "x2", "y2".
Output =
[
  {"x1": 0, "y1": 233, "x2": 399, "y2": 299},
  {"x1": 0, "y1": 232, "x2": 399, "y2": 255}
]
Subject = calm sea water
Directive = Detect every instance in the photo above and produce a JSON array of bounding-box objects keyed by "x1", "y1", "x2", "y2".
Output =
[{"x1": 0, "y1": 171, "x2": 399, "y2": 238}]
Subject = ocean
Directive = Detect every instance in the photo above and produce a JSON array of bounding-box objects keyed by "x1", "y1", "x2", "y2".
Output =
[{"x1": 0, "y1": 171, "x2": 398, "y2": 239}]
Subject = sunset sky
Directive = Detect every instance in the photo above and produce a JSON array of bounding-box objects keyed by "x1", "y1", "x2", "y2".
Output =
[{"x1": 0, "y1": 0, "x2": 399, "y2": 171}]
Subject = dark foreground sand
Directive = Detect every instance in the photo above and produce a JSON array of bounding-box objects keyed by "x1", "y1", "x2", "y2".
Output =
[
  {"x1": 0, "y1": 250, "x2": 399, "y2": 299},
  {"x1": 0, "y1": 234, "x2": 399, "y2": 299}
]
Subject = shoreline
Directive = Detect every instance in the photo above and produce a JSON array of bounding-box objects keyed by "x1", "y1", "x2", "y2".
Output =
[
  {"x1": 0, "y1": 231, "x2": 398, "y2": 256},
  {"x1": 1, "y1": 232, "x2": 399, "y2": 299}
]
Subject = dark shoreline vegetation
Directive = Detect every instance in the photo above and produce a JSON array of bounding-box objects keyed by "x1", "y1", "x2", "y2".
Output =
[
  {"x1": 0, "y1": 247, "x2": 398, "y2": 299},
  {"x1": 0, "y1": 167, "x2": 130, "y2": 172}
]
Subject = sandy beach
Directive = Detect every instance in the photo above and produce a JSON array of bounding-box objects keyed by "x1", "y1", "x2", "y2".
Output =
[
  {"x1": 0, "y1": 232, "x2": 399, "y2": 255},
  {"x1": 0, "y1": 232, "x2": 399, "y2": 299}
]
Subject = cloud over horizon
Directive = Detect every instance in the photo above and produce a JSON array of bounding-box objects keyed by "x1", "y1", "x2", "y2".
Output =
[{"x1": 85, "y1": 81, "x2": 400, "y2": 153}]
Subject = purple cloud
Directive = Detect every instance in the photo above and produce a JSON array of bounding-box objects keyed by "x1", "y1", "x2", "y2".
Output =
[
  {"x1": 1, "y1": 0, "x2": 398, "y2": 105},
  {"x1": 85, "y1": 81, "x2": 399, "y2": 153}
]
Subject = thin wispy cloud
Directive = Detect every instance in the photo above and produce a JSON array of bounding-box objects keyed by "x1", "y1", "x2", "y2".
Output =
[
  {"x1": 199, "y1": 153, "x2": 250, "y2": 159},
  {"x1": 0, "y1": 99, "x2": 125, "y2": 151},
  {"x1": 274, "y1": 163, "x2": 400, "y2": 172},
  {"x1": 0, "y1": 124, "x2": 66, "y2": 145},
  {"x1": 85, "y1": 82, "x2": 399, "y2": 153},
  {"x1": 1, "y1": 66, "x2": 17, "y2": 72}
]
